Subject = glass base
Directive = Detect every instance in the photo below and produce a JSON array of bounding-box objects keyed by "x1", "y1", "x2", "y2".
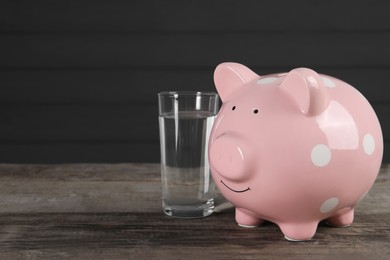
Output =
[{"x1": 163, "y1": 200, "x2": 214, "y2": 218}]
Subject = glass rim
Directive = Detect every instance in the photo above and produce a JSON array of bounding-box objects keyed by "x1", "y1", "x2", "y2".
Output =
[{"x1": 158, "y1": 91, "x2": 218, "y2": 97}]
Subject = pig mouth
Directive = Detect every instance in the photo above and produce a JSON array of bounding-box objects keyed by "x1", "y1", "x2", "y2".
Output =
[{"x1": 220, "y1": 180, "x2": 251, "y2": 193}]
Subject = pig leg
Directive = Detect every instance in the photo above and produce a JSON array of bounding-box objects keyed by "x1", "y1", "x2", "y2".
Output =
[
  {"x1": 235, "y1": 208, "x2": 264, "y2": 228},
  {"x1": 279, "y1": 222, "x2": 319, "y2": 241},
  {"x1": 326, "y1": 207, "x2": 354, "y2": 227}
]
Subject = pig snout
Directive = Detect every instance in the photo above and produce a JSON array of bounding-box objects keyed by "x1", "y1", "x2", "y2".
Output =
[{"x1": 209, "y1": 134, "x2": 255, "y2": 181}]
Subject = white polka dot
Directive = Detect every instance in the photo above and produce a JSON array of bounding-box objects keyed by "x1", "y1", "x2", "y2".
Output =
[
  {"x1": 320, "y1": 197, "x2": 339, "y2": 213},
  {"x1": 311, "y1": 144, "x2": 332, "y2": 167},
  {"x1": 256, "y1": 77, "x2": 278, "y2": 85},
  {"x1": 321, "y1": 76, "x2": 336, "y2": 88},
  {"x1": 363, "y1": 134, "x2": 375, "y2": 155}
]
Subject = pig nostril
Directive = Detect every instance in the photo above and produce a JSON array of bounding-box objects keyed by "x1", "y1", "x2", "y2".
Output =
[
  {"x1": 232, "y1": 106, "x2": 236, "y2": 110},
  {"x1": 253, "y1": 109, "x2": 259, "y2": 114},
  {"x1": 210, "y1": 136, "x2": 254, "y2": 181}
]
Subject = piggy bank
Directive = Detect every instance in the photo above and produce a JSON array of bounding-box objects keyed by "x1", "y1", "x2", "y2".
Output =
[{"x1": 209, "y1": 62, "x2": 383, "y2": 241}]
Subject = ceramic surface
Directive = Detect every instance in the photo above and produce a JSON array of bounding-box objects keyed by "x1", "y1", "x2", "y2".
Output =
[{"x1": 209, "y1": 62, "x2": 383, "y2": 241}]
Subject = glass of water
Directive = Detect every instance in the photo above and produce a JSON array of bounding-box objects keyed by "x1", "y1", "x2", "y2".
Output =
[{"x1": 158, "y1": 91, "x2": 219, "y2": 218}]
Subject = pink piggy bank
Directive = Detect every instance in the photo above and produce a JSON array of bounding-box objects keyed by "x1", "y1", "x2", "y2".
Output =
[{"x1": 209, "y1": 62, "x2": 383, "y2": 241}]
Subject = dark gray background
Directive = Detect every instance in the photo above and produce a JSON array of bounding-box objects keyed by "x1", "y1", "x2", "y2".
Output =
[{"x1": 0, "y1": 0, "x2": 389, "y2": 163}]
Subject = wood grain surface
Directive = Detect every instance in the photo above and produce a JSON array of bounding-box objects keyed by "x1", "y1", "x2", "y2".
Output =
[{"x1": 0, "y1": 163, "x2": 388, "y2": 259}]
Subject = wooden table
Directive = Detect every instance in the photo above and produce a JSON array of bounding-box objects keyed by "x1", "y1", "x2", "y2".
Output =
[{"x1": 0, "y1": 164, "x2": 389, "y2": 259}]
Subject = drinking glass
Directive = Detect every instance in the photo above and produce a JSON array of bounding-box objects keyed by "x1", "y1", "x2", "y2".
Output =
[{"x1": 158, "y1": 91, "x2": 219, "y2": 218}]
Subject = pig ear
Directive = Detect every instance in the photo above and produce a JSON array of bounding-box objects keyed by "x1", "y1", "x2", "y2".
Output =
[
  {"x1": 214, "y1": 62, "x2": 259, "y2": 102},
  {"x1": 279, "y1": 68, "x2": 328, "y2": 116}
]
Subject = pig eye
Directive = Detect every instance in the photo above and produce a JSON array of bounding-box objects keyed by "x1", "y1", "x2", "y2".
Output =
[
  {"x1": 232, "y1": 106, "x2": 236, "y2": 111},
  {"x1": 253, "y1": 108, "x2": 259, "y2": 114}
]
